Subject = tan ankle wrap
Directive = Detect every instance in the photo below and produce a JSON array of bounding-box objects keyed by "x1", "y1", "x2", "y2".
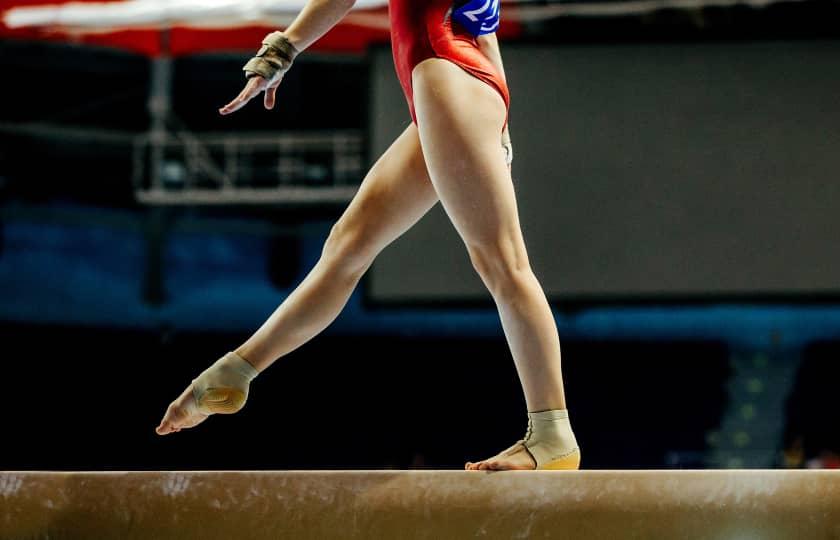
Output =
[
  {"x1": 521, "y1": 409, "x2": 579, "y2": 468},
  {"x1": 192, "y1": 352, "x2": 258, "y2": 415}
]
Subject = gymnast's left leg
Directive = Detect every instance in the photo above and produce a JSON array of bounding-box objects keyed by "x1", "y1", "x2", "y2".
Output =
[{"x1": 411, "y1": 58, "x2": 580, "y2": 470}]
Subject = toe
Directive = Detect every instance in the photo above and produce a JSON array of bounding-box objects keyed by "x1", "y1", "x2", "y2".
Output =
[
  {"x1": 157, "y1": 410, "x2": 174, "y2": 434},
  {"x1": 157, "y1": 404, "x2": 184, "y2": 434},
  {"x1": 156, "y1": 419, "x2": 174, "y2": 435}
]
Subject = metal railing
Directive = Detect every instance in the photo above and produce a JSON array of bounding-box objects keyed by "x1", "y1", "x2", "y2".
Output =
[{"x1": 132, "y1": 129, "x2": 364, "y2": 205}]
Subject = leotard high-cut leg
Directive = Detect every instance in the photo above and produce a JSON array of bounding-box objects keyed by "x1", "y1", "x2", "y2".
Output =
[{"x1": 388, "y1": 0, "x2": 511, "y2": 129}]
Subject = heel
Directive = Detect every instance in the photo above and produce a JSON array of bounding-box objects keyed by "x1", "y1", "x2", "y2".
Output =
[
  {"x1": 198, "y1": 387, "x2": 246, "y2": 414},
  {"x1": 538, "y1": 448, "x2": 581, "y2": 471}
]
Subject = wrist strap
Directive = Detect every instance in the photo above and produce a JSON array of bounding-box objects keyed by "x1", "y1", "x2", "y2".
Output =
[{"x1": 242, "y1": 31, "x2": 299, "y2": 84}]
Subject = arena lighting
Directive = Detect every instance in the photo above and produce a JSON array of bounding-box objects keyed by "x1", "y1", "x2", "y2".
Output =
[
  {"x1": 4, "y1": 0, "x2": 388, "y2": 30},
  {"x1": 4, "y1": 0, "x2": 804, "y2": 33},
  {"x1": 160, "y1": 160, "x2": 186, "y2": 187}
]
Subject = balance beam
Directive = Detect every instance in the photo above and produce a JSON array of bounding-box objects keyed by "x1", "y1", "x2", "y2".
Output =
[{"x1": 2, "y1": 470, "x2": 839, "y2": 539}]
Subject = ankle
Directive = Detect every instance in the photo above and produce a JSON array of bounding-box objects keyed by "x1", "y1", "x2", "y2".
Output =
[
  {"x1": 522, "y1": 408, "x2": 579, "y2": 468},
  {"x1": 191, "y1": 352, "x2": 259, "y2": 414}
]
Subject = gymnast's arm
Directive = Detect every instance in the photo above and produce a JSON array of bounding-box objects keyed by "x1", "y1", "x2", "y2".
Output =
[
  {"x1": 282, "y1": 0, "x2": 357, "y2": 52},
  {"x1": 476, "y1": 32, "x2": 513, "y2": 165},
  {"x1": 219, "y1": 0, "x2": 357, "y2": 114}
]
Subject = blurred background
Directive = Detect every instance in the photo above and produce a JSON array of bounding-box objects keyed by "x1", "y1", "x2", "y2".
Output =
[{"x1": 1, "y1": 0, "x2": 838, "y2": 471}]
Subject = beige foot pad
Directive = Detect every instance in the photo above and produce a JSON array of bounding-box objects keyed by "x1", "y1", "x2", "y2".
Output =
[
  {"x1": 192, "y1": 352, "x2": 259, "y2": 415},
  {"x1": 521, "y1": 409, "x2": 581, "y2": 470},
  {"x1": 242, "y1": 31, "x2": 299, "y2": 85}
]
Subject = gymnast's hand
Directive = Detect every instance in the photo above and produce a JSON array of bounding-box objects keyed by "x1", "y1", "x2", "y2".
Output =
[
  {"x1": 219, "y1": 75, "x2": 282, "y2": 115},
  {"x1": 219, "y1": 31, "x2": 299, "y2": 116}
]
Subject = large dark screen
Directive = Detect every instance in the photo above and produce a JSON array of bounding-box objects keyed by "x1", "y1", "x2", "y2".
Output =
[{"x1": 368, "y1": 41, "x2": 840, "y2": 302}]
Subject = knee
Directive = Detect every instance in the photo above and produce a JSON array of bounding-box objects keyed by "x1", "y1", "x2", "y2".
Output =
[
  {"x1": 467, "y1": 237, "x2": 534, "y2": 299},
  {"x1": 321, "y1": 218, "x2": 376, "y2": 280}
]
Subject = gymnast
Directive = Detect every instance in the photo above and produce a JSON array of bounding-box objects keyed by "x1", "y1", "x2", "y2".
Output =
[{"x1": 156, "y1": 0, "x2": 580, "y2": 471}]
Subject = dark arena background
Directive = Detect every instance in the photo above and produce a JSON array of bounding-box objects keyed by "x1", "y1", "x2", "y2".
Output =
[{"x1": 1, "y1": 0, "x2": 840, "y2": 538}]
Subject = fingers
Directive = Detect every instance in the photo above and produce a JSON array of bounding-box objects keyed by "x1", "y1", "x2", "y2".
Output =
[
  {"x1": 264, "y1": 80, "x2": 281, "y2": 110},
  {"x1": 219, "y1": 77, "x2": 266, "y2": 115}
]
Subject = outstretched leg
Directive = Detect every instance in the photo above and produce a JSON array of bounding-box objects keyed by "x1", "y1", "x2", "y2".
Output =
[
  {"x1": 157, "y1": 123, "x2": 437, "y2": 435},
  {"x1": 411, "y1": 58, "x2": 578, "y2": 470}
]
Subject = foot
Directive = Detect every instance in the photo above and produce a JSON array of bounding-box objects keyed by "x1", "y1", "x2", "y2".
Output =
[
  {"x1": 465, "y1": 441, "x2": 536, "y2": 471},
  {"x1": 155, "y1": 383, "x2": 209, "y2": 435},
  {"x1": 156, "y1": 352, "x2": 258, "y2": 436}
]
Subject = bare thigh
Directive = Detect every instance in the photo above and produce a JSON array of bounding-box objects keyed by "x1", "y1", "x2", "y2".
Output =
[
  {"x1": 330, "y1": 122, "x2": 438, "y2": 265},
  {"x1": 411, "y1": 58, "x2": 528, "y2": 275}
]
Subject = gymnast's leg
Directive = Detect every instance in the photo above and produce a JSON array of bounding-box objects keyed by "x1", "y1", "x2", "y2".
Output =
[
  {"x1": 411, "y1": 58, "x2": 579, "y2": 470},
  {"x1": 156, "y1": 123, "x2": 437, "y2": 435}
]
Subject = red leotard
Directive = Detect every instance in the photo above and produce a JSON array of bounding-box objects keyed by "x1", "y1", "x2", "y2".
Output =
[{"x1": 388, "y1": 0, "x2": 510, "y2": 128}]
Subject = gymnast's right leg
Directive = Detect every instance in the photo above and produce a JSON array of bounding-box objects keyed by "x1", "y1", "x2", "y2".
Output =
[{"x1": 156, "y1": 123, "x2": 437, "y2": 435}]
